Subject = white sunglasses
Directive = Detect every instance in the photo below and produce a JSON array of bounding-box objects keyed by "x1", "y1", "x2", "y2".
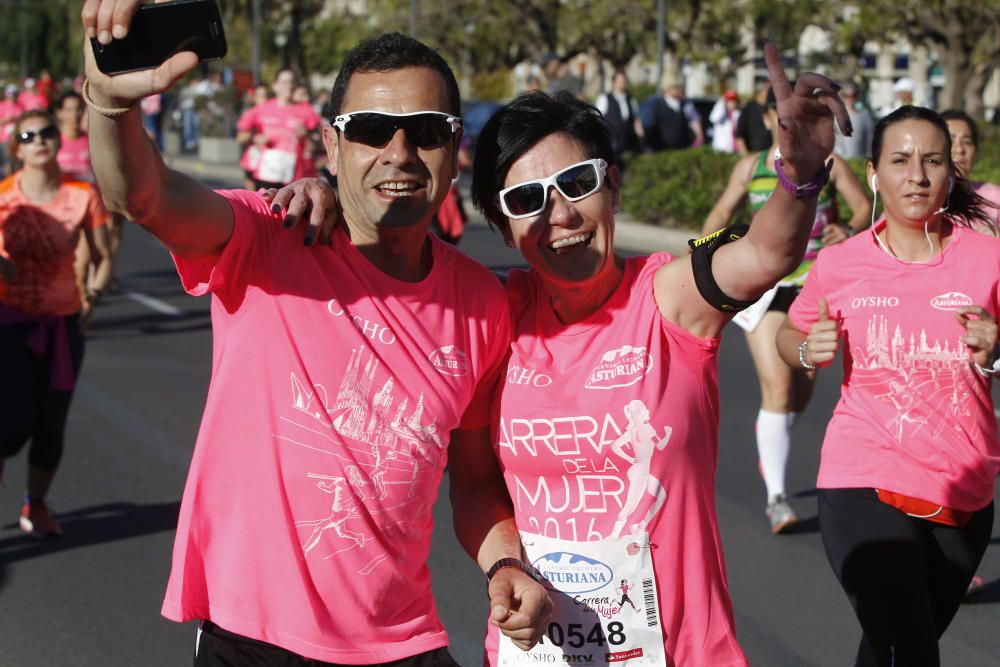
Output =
[
  {"x1": 330, "y1": 110, "x2": 462, "y2": 149},
  {"x1": 498, "y1": 158, "x2": 608, "y2": 219}
]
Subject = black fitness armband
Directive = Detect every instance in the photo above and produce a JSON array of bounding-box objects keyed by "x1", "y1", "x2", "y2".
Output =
[{"x1": 688, "y1": 224, "x2": 757, "y2": 313}]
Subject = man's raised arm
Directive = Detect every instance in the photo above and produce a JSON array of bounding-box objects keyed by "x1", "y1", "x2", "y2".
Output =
[{"x1": 82, "y1": 0, "x2": 234, "y2": 259}]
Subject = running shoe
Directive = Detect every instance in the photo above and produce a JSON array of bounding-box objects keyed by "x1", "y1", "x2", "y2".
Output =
[
  {"x1": 966, "y1": 575, "x2": 985, "y2": 598},
  {"x1": 19, "y1": 499, "x2": 62, "y2": 538},
  {"x1": 766, "y1": 494, "x2": 798, "y2": 534}
]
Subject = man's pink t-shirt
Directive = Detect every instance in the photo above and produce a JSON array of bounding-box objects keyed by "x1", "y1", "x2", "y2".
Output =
[
  {"x1": 488, "y1": 254, "x2": 748, "y2": 667},
  {"x1": 57, "y1": 134, "x2": 93, "y2": 182},
  {"x1": 236, "y1": 99, "x2": 320, "y2": 183},
  {"x1": 789, "y1": 223, "x2": 1000, "y2": 511},
  {"x1": 162, "y1": 190, "x2": 511, "y2": 663}
]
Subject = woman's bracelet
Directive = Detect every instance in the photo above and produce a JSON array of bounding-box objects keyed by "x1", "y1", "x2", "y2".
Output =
[
  {"x1": 82, "y1": 79, "x2": 137, "y2": 118},
  {"x1": 798, "y1": 340, "x2": 816, "y2": 370}
]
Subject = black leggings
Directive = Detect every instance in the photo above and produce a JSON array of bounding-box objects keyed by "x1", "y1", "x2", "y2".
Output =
[
  {"x1": 818, "y1": 488, "x2": 993, "y2": 667},
  {"x1": 194, "y1": 621, "x2": 461, "y2": 667},
  {"x1": 0, "y1": 315, "x2": 85, "y2": 471}
]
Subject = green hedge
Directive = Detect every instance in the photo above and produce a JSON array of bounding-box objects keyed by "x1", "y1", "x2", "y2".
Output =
[{"x1": 623, "y1": 129, "x2": 1000, "y2": 230}]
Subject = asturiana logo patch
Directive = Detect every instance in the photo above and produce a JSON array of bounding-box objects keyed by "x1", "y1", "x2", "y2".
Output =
[
  {"x1": 930, "y1": 292, "x2": 973, "y2": 311},
  {"x1": 429, "y1": 346, "x2": 470, "y2": 376},
  {"x1": 532, "y1": 552, "x2": 613, "y2": 594},
  {"x1": 585, "y1": 345, "x2": 652, "y2": 390}
]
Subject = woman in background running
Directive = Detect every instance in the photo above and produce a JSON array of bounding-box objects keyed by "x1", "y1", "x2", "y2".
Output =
[
  {"x1": 0, "y1": 110, "x2": 112, "y2": 537},
  {"x1": 701, "y1": 87, "x2": 872, "y2": 533},
  {"x1": 777, "y1": 105, "x2": 998, "y2": 666}
]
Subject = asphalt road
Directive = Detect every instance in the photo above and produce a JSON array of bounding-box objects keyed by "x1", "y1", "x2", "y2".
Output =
[{"x1": 0, "y1": 175, "x2": 998, "y2": 666}]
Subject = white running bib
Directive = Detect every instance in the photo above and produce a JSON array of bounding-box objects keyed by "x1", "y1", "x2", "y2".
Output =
[
  {"x1": 499, "y1": 530, "x2": 667, "y2": 666},
  {"x1": 256, "y1": 149, "x2": 296, "y2": 184}
]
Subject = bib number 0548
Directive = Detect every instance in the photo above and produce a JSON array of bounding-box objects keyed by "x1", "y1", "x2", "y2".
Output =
[{"x1": 538, "y1": 621, "x2": 627, "y2": 648}]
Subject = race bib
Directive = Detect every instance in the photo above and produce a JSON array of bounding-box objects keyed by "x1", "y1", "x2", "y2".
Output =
[
  {"x1": 256, "y1": 149, "x2": 296, "y2": 184},
  {"x1": 499, "y1": 530, "x2": 666, "y2": 666}
]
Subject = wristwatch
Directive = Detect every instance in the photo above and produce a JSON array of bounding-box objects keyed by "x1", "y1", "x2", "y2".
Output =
[
  {"x1": 486, "y1": 558, "x2": 546, "y2": 585},
  {"x1": 775, "y1": 156, "x2": 833, "y2": 200}
]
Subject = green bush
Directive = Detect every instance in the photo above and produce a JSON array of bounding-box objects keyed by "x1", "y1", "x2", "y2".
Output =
[{"x1": 621, "y1": 147, "x2": 747, "y2": 230}]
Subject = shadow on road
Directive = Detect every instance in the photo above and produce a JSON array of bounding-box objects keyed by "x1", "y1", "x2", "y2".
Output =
[
  {"x1": 0, "y1": 500, "x2": 180, "y2": 583},
  {"x1": 86, "y1": 310, "x2": 211, "y2": 338}
]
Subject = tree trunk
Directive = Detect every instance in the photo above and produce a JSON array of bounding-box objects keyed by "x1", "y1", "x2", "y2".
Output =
[
  {"x1": 939, "y1": 45, "x2": 972, "y2": 112},
  {"x1": 963, "y1": 65, "x2": 993, "y2": 120}
]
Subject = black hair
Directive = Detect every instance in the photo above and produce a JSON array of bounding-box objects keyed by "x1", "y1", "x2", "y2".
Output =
[
  {"x1": 470, "y1": 91, "x2": 616, "y2": 230},
  {"x1": 326, "y1": 32, "x2": 460, "y2": 119},
  {"x1": 273, "y1": 68, "x2": 299, "y2": 85},
  {"x1": 53, "y1": 90, "x2": 83, "y2": 112},
  {"x1": 940, "y1": 109, "x2": 979, "y2": 149},
  {"x1": 871, "y1": 105, "x2": 994, "y2": 231}
]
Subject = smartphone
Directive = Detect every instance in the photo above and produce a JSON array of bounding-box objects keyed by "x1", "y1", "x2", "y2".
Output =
[{"x1": 91, "y1": 0, "x2": 227, "y2": 75}]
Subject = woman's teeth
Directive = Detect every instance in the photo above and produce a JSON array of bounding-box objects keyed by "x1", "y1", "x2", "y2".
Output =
[{"x1": 549, "y1": 233, "x2": 591, "y2": 251}]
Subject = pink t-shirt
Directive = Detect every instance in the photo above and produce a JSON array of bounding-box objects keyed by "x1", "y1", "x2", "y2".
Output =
[
  {"x1": 0, "y1": 100, "x2": 22, "y2": 142},
  {"x1": 0, "y1": 173, "x2": 109, "y2": 315},
  {"x1": 162, "y1": 190, "x2": 512, "y2": 662},
  {"x1": 236, "y1": 99, "x2": 321, "y2": 183},
  {"x1": 16, "y1": 91, "x2": 46, "y2": 111},
  {"x1": 57, "y1": 134, "x2": 93, "y2": 182},
  {"x1": 488, "y1": 254, "x2": 748, "y2": 667},
  {"x1": 789, "y1": 222, "x2": 1000, "y2": 511}
]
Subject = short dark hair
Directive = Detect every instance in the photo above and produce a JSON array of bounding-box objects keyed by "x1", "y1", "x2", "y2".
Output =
[
  {"x1": 326, "y1": 32, "x2": 460, "y2": 119},
  {"x1": 471, "y1": 91, "x2": 615, "y2": 230},
  {"x1": 53, "y1": 90, "x2": 83, "y2": 112},
  {"x1": 940, "y1": 109, "x2": 979, "y2": 149},
  {"x1": 871, "y1": 105, "x2": 993, "y2": 231}
]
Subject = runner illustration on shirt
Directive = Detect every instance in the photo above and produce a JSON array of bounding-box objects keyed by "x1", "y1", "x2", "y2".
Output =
[
  {"x1": 610, "y1": 399, "x2": 672, "y2": 538},
  {"x1": 298, "y1": 475, "x2": 365, "y2": 554},
  {"x1": 618, "y1": 579, "x2": 637, "y2": 610}
]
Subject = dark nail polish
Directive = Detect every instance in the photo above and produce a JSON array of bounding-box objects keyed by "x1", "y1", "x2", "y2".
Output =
[
  {"x1": 270, "y1": 204, "x2": 281, "y2": 213},
  {"x1": 283, "y1": 215, "x2": 296, "y2": 228},
  {"x1": 304, "y1": 235, "x2": 315, "y2": 247},
  {"x1": 831, "y1": 82, "x2": 842, "y2": 92}
]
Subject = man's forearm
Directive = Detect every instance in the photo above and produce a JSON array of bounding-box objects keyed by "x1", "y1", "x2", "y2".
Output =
[{"x1": 452, "y1": 485, "x2": 523, "y2": 572}]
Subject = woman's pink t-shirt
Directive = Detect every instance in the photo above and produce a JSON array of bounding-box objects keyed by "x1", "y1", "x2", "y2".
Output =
[
  {"x1": 236, "y1": 99, "x2": 321, "y2": 183},
  {"x1": 162, "y1": 190, "x2": 511, "y2": 663},
  {"x1": 56, "y1": 134, "x2": 93, "y2": 182},
  {"x1": 789, "y1": 222, "x2": 1000, "y2": 511},
  {"x1": 487, "y1": 254, "x2": 748, "y2": 666}
]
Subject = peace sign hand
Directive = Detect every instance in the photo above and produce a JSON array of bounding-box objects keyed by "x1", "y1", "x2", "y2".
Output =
[{"x1": 764, "y1": 41, "x2": 851, "y2": 184}]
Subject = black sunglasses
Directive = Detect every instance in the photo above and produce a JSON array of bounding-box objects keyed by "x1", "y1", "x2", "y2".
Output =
[
  {"x1": 16, "y1": 125, "x2": 60, "y2": 145},
  {"x1": 331, "y1": 111, "x2": 462, "y2": 149}
]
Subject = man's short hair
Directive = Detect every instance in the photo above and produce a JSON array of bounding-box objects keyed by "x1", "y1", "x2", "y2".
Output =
[{"x1": 326, "y1": 32, "x2": 460, "y2": 119}]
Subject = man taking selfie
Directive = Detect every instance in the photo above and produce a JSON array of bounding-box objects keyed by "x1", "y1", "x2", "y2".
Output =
[{"x1": 80, "y1": 1, "x2": 550, "y2": 663}]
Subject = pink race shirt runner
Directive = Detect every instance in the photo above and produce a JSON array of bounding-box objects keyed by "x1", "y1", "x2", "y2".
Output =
[
  {"x1": 236, "y1": 99, "x2": 321, "y2": 183},
  {"x1": 789, "y1": 222, "x2": 1000, "y2": 511},
  {"x1": 487, "y1": 254, "x2": 748, "y2": 667},
  {"x1": 162, "y1": 190, "x2": 511, "y2": 663}
]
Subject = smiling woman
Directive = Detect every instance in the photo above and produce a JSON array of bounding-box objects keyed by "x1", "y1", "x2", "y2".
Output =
[{"x1": 468, "y1": 38, "x2": 851, "y2": 663}]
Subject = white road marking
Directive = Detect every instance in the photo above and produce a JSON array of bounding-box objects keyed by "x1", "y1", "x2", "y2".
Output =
[{"x1": 125, "y1": 290, "x2": 184, "y2": 317}]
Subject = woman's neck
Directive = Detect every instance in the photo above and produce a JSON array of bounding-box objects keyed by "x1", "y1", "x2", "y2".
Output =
[
  {"x1": 543, "y1": 257, "x2": 625, "y2": 324},
  {"x1": 879, "y1": 215, "x2": 952, "y2": 262},
  {"x1": 19, "y1": 164, "x2": 62, "y2": 203},
  {"x1": 61, "y1": 124, "x2": 81, "y2": 140}
]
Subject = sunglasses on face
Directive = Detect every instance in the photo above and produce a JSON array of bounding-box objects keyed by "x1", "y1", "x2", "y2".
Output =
[
  {"x1": 331, "y1": 110, "x2": 462, "y2": 149},
  {"x1": 498, "y1": 158, "x2": 608, "y2": 219},
  {"x1": 16, "y1": 125, "x2": 60, "y2": 145}
]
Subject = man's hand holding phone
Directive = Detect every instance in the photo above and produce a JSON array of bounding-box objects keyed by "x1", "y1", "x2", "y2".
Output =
[{"x1": 81, "y1": 0, "x2": 224, "y2": 108}]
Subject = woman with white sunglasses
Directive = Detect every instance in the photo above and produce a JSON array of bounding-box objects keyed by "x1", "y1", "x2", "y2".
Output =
[
  {"x1": 0, "y1": 110, "x2": 112, "y2": 537},
  {"x1": 466, "y1": 43, "x2": 848, "y2": 665}
]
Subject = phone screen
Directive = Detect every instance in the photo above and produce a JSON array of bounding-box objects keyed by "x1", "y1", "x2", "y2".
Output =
[{"x1": 92, "y1": 0, "x2": 227, "y2": 75}]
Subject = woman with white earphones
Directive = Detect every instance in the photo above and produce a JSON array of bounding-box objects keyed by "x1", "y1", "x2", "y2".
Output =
[{"x1": 776, "y1": 105, "x2": 999, "y2": 667}]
